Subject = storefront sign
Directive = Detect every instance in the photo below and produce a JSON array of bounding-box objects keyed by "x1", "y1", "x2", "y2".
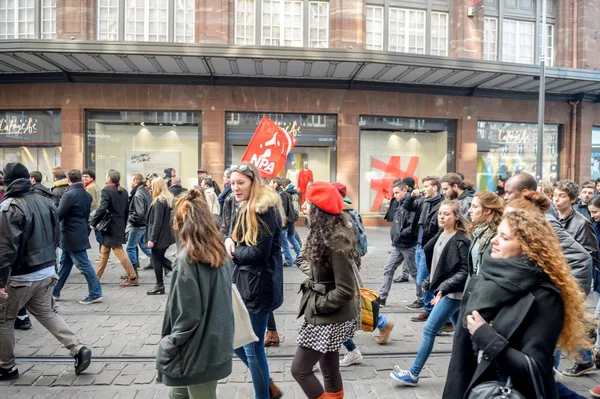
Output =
[
  {"x1": 0, "y1": 117, "x2": 38, "y2": 135},
  {"x1": 241, "y1": 116, "x2": 299, "y2": 178},
  {"x1": 497, "y1": 129, "x2": 531, "y2": 144}
]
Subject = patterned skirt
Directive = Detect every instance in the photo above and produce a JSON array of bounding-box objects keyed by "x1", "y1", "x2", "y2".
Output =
[{"x1": 296, "y1": 319, "x2": 357, "y2": 353}]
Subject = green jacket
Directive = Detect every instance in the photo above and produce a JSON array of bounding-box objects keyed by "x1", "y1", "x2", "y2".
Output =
[{"x1": 156, "y1": 252, "x2": 234, "y2": 386}]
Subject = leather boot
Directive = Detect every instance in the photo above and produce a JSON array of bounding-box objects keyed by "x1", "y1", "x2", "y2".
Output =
[
  {"x1": 269, "y1": 381, "x2": 283, "y2": 399},
  {"x1": 325, "y1": 390, "x2": 344, "y2": 398},
  {"x1": 265, "y1": 330, "x2": 280, "y2": 347},
  {"x1": 147, "y1": 285, "x2": 165, "y2": 295},
  {"x1": 264, "y1": 331, "x2": 273, "y2": 346}
]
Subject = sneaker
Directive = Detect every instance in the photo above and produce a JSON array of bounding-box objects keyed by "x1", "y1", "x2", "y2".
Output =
[
  {"x1": 0, "y1": 366, "x2": 18, "y2": 381},
  {"x1": 74, "y1": 346, "x2": 92, "y2": 375},
  {"x1": 405, "y1": 300, "x2": 424, "y2": 311},
  {"x1": 340, "y1": 348, "x2": 363, "y2": 367},
  {"x1": 438, "y1": 323, "x2": 455, "y2": 335},
  {"x1": 378, "y1": 299, "x2": 386, "y2": 308},
  {"x1": 390, "y1": 369, "x2": 419, "y2": 386},
  {"x1": 376, "y1": 320, "x2": 394, "y2": 345},
  {"x1": 393, "y1": 276, "x2": 409, "y2": 283},
  {"x1": 563, "y1": 361, "x2": 596, "y2": 377},
  {"x1": 591, "y1": 385, "x2": 600, "y2": 398},
  {"x1": 79, "y1": 296, "x2": 103, "y2": 305},
  {"x1": 14, "y1": 316, "x2": 32, "y2": 330},
  {"x1": 410, "y1": 312, "x2": 429, "y2": 322},
  {"x1": 52, "y1": 295, "x2": 60, "y2": 301},
  {"x1": 120, "y1": 278, "x2": 139, "y2": 287}
]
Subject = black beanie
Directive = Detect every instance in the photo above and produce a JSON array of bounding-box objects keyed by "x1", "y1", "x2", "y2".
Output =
[
  {"x1": 402, "y1": 177, "x2": 416, "y2": 190},
  {"x1": 3, "y1": 162, "x2": 30, "y2": 186}
]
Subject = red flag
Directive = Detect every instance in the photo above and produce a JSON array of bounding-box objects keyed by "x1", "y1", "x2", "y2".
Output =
[{"x1": 241, "y1": 116, "x2": 299, "y2": 178}]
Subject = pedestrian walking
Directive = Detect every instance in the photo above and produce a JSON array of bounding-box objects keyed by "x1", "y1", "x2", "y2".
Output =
[
  {"x1": 52, "y1": 169, "x2": 103, "y2": 305},
  {"x1": 585, "y1": 196, "x2": 600, "y2": 397},
  {"x1": 146, "y1": 177, "x2": 175, "y2": 295},
  {"x1": 168, "y1": 176, "x2": 187, "y2": 198},
  {"x1": 156, "y1": 188, "x2": 234, "y2": 399},
  {"x1": 391, "y1": 200, "x2": 470, "y2": 387},
  {"x1": 442, "y1": 208, "x2": 588, "y2": 399},
  {"x1": 126, "y1": 173, "x2": 153, "y2": 274},
  {"x1": 217, "y1": 168, "x2": 232, "y2": 219},
  {"x1": 467, "y1": 191, "x2": 504, "y2": 278},
  {"x1": 51, "y1": 166, "x2": 69, "y2": 207},
  {"x1": 0, "y1": 162, "x2": 92, "y2": 381},
  {"x1": 201, "y1": 177, "x2": 220, "y2": 217},
  {"x1": 224, "y1": 163, "x2": 284, "y2": 399},
  {"x1": 291, "y1": 182, "x2": 359, "y2": 399},
  {"x1": 82, "y1": 169, "x2": 103, "y2": 250},
  {"x1": 92, "y1": 169, "x2": 139, "y2": 286},
  {"x1": 441, "y1": 172, "x2": 474, "y2": 219}
]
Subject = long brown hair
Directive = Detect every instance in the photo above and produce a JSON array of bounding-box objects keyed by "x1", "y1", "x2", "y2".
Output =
[
  {"x1": 469, "y1": 191, "x2": 504, "y2": 232},
  {"x1": 173, "y1": 188, "x2": 228, "y2": 267},
  {"x1": 231, "y1": 163, "x2": 265, "y2": 245},
  {"x1": 439, "y1": 200, "x2": 471, "y2": 234},
  {"x1": 502, "y1": 209, "x2": 587, "y2": 354}
]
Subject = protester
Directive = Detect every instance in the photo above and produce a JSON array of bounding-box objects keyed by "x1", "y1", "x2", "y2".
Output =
[
  {"x1": 283, "y1": 178, "x2": 303, "y2": 247},
  {"x1": 168, "y1": 176, "x2": 187, "y2": 197},
  {"x1": 146, "y1": 177, "x2": 175, "y2": 295},
  {"x1": 92, "y1": 170, "x2": 139, "y2": 287},
  {"x1": 467, "y1": 191, "x2": 504, "y2": 278},
  {"x1": 51, "y1": 166, "x2": 69, "y2": 207},
  {"x1": 442, "y1": 208, "x2": 588, "y2": 399},
  {"x1": 272, "y1": 177, "x2": 300, "y2": 267},
  {"x1": 441, "y1": 173, "x2": 473, "y2": 219},
  {"x1": 156, "y1": 188, "x2": 233, "y2": 399},
  {"x1": 202, "y1": 177, "x2": 220, "y2": 218},
  {"x1": 224, "y1": 162, "x2": 284, "y2": 399},
  {"x1": 82, "y1": 169, "x2": 102, "y2": 250},
  {"x1": 0, "y1": 162, "x2": 92, "y2": 381},
  {"x1": 163, "y1": 168, "x2": 176, "y2": 188},
  {"x1": 393, "y1": 177, "x2": 416, "y2": 282},
  {"x1": 217, "y1": 168, "x2": 232, "y2": 219},
  {"x1": 52, "y1": 169, "x2": 103, "y2": 305},
  {"x1": 126, "y1": 173, "x2": 153, "y2": 274},
  {"x1": 495, "y1": 177, "x2": 505, "y2": 197},
  {"x1": 291, "y1": 182, "x2": 358, "y2": 399},
  {"x1": 198, "y1": 169, "x2": 221, "y2": 196},
  {"x1": 575, "y1": 180, "x2": 595, "y2": 219},
  {"x1": 391, "y1": 200, "x2": 470, "y2": 387}
]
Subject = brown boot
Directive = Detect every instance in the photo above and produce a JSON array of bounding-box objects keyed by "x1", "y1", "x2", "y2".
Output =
[
  {"x1": 410, "y1": 312, "x2": 429, "y2": 322},
  {"x1": 120, "y1": 277, "x2": 139, "y2": 287},
  {"x1": 376, "y1": 320, "x2": 394, "y2": 344},
  {"x1": 325, "y1": 390, "x2": 344, "y2": 398},
  {"x1": 269, "y1": 381, "x2": 283, "y2": 399},
  {"x1": 265, "y1": 330, "x2": 280, "y2": 347}
]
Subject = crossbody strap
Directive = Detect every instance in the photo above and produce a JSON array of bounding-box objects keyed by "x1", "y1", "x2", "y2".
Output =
[{"x1": 524, "y1": 355, "x2": 545, "y2": 399}]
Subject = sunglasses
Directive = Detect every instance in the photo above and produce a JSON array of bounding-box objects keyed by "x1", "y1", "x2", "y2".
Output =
[{"x1": 231, "y1": 164, "x2": 255, "y2": 180}]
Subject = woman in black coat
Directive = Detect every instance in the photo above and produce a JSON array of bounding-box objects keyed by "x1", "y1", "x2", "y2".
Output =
[
  {"x1": 442, "y1": 208, "x2": 588, "y2": 399},
  {"x1": 92, "y1": 170, "x2": 138, "y2": 286},
  {"x1": 146, "y1": 177, "x2": 175, "y2": 295}
]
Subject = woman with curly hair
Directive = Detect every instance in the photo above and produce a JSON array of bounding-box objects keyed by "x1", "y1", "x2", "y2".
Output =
[
  {"x1": 467, "y1": 191, "x2": 504, "y2": 277},
  {"x1": 291, "y1": 182, "x2": 359, "y2": 399},
  {"x1": 442, "y1": 207, "x2": 588, "y2": 399}
]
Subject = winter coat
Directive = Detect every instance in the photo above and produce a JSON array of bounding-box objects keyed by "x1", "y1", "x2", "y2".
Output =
[
  {"x1": 404, "y1": 194, "x2": 444, "y2": 247},
  {"x1": 384, "y1": 197, "x2": 399, "y2": 222},
  {"x1": 559, "y1": 209, "x2": 600, "y2": 271},
  {"x1": 390, "y1": 197, "x2": 416, "y2": 248},
  {"x1": 58, "y1": 183, "x2": 93, "y2": 252},
  {"x1": 297, "y1": 230, "x2": 358, "y2": 325},
  {"x1": 32, "y1": 182, "x2": 58, "y2": 207},
  {"x1": 442, "y1": 282, "x2": 563, "y2": 399},
  {"x1": 0, "y1": 178, "x2": 59, "y2": 287},
  {"x1": 230, "y1": 187, "x2": 284, "y2": 315},
  {"x1": 147, "y1": 198, "x2": 176, "y2": 250},
  {"x1": 423, "y1": 230, "x2": 471, "y2": 295},
  {"x1": 51, "y1": 177, "x2": 69, "y2": 207},
  {"x1": 157, "y1": 253, "x2": 233, "y2": 387},
  {"x1": 128, "y1": 183, "x2": 151, "y2": 227},
  {"x1": 91, "y1": 184, "x2": 129, "y2": 247},
  {"x1": 204, "y1": 187, "x2": 220, "y2": 216},
  {"x1": 217, "y1": 184, "x2": 232, "y2": 218},
  {"x1": 169, "y1": 185, "x2": 187, "y2": 198},
  {"x1": 219, "y1": 192, "x2": 236, "y2": 237},
  {"x1": 277, "y1": 187, "x2": 296, "y2": 226},
  {"x1": 85, "y1": 181, "x2": 101, "y2": 221}
]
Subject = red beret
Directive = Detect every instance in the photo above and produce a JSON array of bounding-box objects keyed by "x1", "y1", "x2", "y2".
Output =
[
  {"x1": 332, "y1": 182, "x2": 347, "y2": 198},
  {"x1": 306, "y1": 182, "x2": 344, "y2": 215}
]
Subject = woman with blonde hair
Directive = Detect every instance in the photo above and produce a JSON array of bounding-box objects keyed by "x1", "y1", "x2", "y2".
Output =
[
  {"x1": 146, "y1": 177, "x2": 175, "y2": 295},
  {"x1": 467, "y1": 191, "x2": 504, "y2": 277},
  {"x1": 442, "y1": 208, "x2": 587, "y2": 399},
  {"x1": 223, "y1": 162, "x2": 284, "y2": 399},
  {"x1": 156, "y1": 188, "x2": 234, "y2": 399}
]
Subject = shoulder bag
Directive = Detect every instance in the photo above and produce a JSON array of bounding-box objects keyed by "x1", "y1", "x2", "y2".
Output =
[
  {"x1": 94, "y1": 212, "x2": 112, "y2": 234},
  {"x1": 350, "y1": 262, "x2": 380, "y2": 332}
]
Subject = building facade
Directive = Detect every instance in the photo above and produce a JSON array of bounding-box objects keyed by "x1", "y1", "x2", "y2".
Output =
[{"x1": 1, "y1": 0, "x2": 600, "y2": 218}]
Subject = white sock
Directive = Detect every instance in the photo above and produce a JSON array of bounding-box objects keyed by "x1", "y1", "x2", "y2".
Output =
[{"x1": 17, "y1": 315, "x2": 27, "y2": 321}]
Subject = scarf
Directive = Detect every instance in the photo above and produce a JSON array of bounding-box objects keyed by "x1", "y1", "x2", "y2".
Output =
[
  {"x1": 463, "y1": 251, "x2": 548, "y2": 327},
  {"x1": 84, "y1": 179, "x2": 94, "y2": 189},
  {"x1": 418, "y1": 194, "x2": 442, "y2": 226}
]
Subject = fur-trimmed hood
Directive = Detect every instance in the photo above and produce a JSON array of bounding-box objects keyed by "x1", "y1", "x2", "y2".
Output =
[
  {"x1": 255, "y1": 186, "x2": 282, "y2": 214},
  {"x1": 52, "y1": 178, "x2": 68, "y2": 188}
]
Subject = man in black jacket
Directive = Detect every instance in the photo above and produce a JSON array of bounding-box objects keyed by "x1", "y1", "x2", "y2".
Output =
[
  {"x1": 271, "y1": 177, "x2": 300, "y2": 266},
  {"x1": 0, "y1": 163, "x2": 92, "y2": 381},
  {"x1": 29, "y1": 171, "x2": 58, "y2": 204},
  {"x1": 168, "y1": 177, "x2": 187, "y2": 198},
  {"x1": 52, "y1": 170, "x2": 103, "y2": 305},
  {"x1": 126, "y1": 173, "x2": 153, "y2": 273},
  {"x1": 379, "y1": 181, "x2": 418, "y2": 307},
  {"x1": 217, "y1": 168, "x2": 232, "y2": 219},
  {"x1": 51, "y1": 166, "x2": 69, "y2": 208}
]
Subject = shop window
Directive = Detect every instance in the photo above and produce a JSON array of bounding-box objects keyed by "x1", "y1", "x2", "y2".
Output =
[
  {"x1": 358, "y1": 117, "x2": 456, "y2": 215},
  {"x1": 483, "y1": 17, "x2": 498, "y2": 61},
  {"x1": 0, "y1": 0, "x2": 55, "y2": 39},
  {"x1": 0, "y1": 110, "x2": 61, "y2": 186},
  {"x1": 592, "y1": 127, "x2": 600, "y2": 180},
  {"x1": 86, "y1": 111, "x2": 201, "y2": 190},
  {"x1": 502, "y1": 19, "x2": 534, "y2": 64},
  {"x1": 388, "y1": 8, "x2": 425, "y2": 54},
  {"x1": 477, "y1": 122, "x2": 559, "y2": 192},
  {"x1": 235, "y1": 0, "x2": 256, "y2": 45},
  {"x1": 366, "y1": 5, "x2": 383, "y2": 51}
]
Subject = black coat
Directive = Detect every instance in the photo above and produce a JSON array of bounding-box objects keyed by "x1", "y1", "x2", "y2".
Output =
[
  {"x1": 91, "y1": 185, "x2": 129, "y2": 246},
  {"x1": 390, "y1": 197, "x2": 416, "y2": 248},
  {"x1": 169, "y1": 185, "x2": 187, "y2": 198},
  {"x1": 217, "y1": 184, "x2": 232, "y2": 217},
  {"x1": 128, "y1": 183, "x2": 151, "y2": 227},
  {"x1": 423, "y1": 230, "x2": 470, "y2": 295},
  {"x1": 146, "y1": 198, "x2": 175, "y2": 250},
  {"x1": 404, "y1": 194, "x2": 444, "y2": 247},
  {"x1": 230, "y1": 187, "x2": 284, "y2": 315},
  {"x1": 443, "y1": 282, "x2": 563, "y2": 399},
  {"x1": 58, "y1": 183, "x2": 93, "y2": 252}
]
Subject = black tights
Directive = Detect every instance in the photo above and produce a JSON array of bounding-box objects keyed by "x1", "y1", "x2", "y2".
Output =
[
  {"x1": 151, "y1": 247, "x2": 172, "y2": 286},
  {"x1": 291, "y1": 346, "x2": 343, "y2": 398}
]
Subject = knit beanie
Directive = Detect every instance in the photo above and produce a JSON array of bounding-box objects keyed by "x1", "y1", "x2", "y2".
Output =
[
  {"x1": 3, "y1": 162, "x2": 30, "y2": 186},
  {"x1": 402, "y1": 177, "x2": 416, "y2": 190}
]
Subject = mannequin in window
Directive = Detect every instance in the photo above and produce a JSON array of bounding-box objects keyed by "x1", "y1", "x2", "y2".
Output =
[
  {"x1": 298, "y1": 161, "x2": 314, "y2": 206},
  {"x1": 286, "y1": 161, "x2": 299, "y2": 188}
]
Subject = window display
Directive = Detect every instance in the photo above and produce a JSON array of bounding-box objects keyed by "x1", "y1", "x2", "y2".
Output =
[
  {"x1": 86, "y1": 111, "x2": 201, "y2": 189},
  {"x1": 477, "y1": 122, "x2": 559, "y2": 191},
  {"x1": 592, "y1": 127, "x2": 600, "y2": 180},
  {"x1": 358, "y1": 116, "x2": 456, "y2": 215},
  {"x1": 0, "y1": 110, "x2": 61, "y2": 187},
  {"x1": 226, "y1": 112, "x2": 336, "y2": 186}
]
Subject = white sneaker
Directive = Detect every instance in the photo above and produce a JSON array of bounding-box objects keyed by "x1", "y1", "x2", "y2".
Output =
[{"x1": 340, "y1": 348, "x2": 363, "y2": 367}]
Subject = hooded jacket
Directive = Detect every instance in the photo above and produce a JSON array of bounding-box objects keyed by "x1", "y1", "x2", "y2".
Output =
[
  {"x1": 230, "y1": 187, "x2": 284, "y2": 315},
  {"x1": 128, "y1": 182, "x2": 151, "y2": 227}
]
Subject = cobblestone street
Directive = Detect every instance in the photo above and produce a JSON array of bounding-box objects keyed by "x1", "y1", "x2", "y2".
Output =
[{"x1": 1, "y1": 227, "x2": 599, "y2": 399}]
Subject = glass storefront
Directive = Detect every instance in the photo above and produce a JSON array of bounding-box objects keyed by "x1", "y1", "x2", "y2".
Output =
[
  {"x1": 0, "y1": 110, "x2": 62, "y2": 187},
  {"x1": 592, "y1": 127, "x2": 600, "y2": 180},
  {"x1": 86, "y1": 111, "x2": 201, "y2": 189},
  {"x1": 225, "y1": 112, "x2": 337, "y2": 187},
  {"x1": 359, "y1": 116, "x2": 456, "y2": 215},
  {"x1": 477, "y1": 122, "x2": 560, "y2": 191}
]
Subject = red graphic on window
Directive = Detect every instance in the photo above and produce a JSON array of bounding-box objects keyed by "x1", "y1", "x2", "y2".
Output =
[{"x1": 370, "y1": 156, "x2": 419, "y2": 212}]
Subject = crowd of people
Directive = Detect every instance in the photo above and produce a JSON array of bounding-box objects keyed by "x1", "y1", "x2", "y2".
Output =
[{"x1": 3, "y1": 160, "x2": 600, "y2": 399}]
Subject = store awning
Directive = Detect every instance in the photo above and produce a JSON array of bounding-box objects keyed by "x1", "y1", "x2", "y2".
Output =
[{"x1": 2, "y1": 40, "x2": 600, "y2": 102}]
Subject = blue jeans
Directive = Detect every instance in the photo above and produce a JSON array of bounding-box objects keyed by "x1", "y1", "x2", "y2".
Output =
[
  {"x1": 53, "y1": 250, "x2": 103, "y2": 299},
  {"x1": 126, "y1": 226, "x2": 152, "y2": 266},
  {"x1": 410, "y1": 296, "x2": 461, "y2": 376},
  {"x1": 281, "y1": 224, "x2": 301, "y2": 266},
  {"x1": 234, "y1": 312, "x2": 271, "y2": 399},
  {"x1": 416, "y1": 245, "x2": 434, "y2": 313},
  {"x1": 343, "y1": 314, "x2": 389, "y2": 352}
]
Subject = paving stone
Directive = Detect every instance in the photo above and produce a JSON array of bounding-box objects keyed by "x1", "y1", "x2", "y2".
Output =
[
  {"x1": 113, "y1": 374, "x2": 136, "y2": 386},
  {"x1": 32, "y1": 376, "x2": 56, "y2": 387},
  {"x1": 134, "y1": 388, "x2": 158, "y2": 399},
  {"x1": 133, "y1": 370, "x2": 156, "y2": 384},
  {"x1": 13, "y1": 370, "x2": 42, "y2": 386},
  {"x1": 120, "y1": 363, "x2": 144, "y2": 375},
  {"x1": 93, "y1": 370, "x2": 120, "y2": 385},
  {"x1": 73, "y1": 374, "x2": 97, "y2": 386},
  {"x1": 51, "y1": 372, "x2": 77, "y2": 386}
]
